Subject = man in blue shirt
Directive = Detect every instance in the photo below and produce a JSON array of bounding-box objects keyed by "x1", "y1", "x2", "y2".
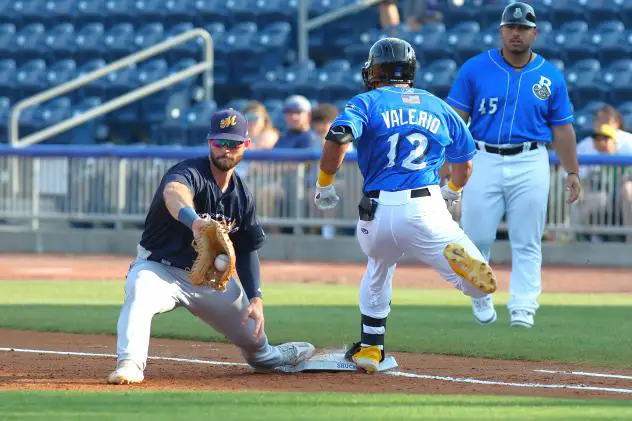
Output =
[
  {"x1": 446, "y1": 2, "x2": 581, "y2": 328},
  {"x1": 274, "y1": 95, "x2": 322, "y2": 149},
  {"x1": 314, "y1": 37, "x2": 498, "y2": 373}
]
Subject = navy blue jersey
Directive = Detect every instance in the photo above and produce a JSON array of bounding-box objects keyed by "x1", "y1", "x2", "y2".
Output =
[
  {"x1": 446, "y1": 49, "x2": 574, "y2": 145},
  {"x1": 332, "y1": 86, "x2": 475, "y2": 193},
  {"x1": 140, "y1": 156, "x2": 265, "y2": 270}
]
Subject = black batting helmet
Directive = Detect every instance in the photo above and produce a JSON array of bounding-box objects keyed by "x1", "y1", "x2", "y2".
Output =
[
  {"x1": 500, "y1": 2, "x2": 536, "y2": 28},
  {"x1": 362, "y1": 37, "x2": 416, "y2": 91}
]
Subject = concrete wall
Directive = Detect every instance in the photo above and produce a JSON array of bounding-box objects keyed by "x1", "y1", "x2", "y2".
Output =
[{"x1": 1, "y1": 229, "x2": 631, "y2": 267}]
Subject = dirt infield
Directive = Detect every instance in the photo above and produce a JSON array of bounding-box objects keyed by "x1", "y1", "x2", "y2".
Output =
[{"x1": 1, "y1": 253, "x2": 631, "y2": 398}]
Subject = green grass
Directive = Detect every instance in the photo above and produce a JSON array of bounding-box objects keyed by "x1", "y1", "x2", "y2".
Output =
[
  {"x1": 1, "y1": 392, "x2": 631, "y2": 421},
  {"x1": 1, "y1": 281, "x2": 631, "y2": 367}
]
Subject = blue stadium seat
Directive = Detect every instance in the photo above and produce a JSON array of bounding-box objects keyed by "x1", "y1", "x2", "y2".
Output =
[
  {"x1": 565, "y1": 58, "x2": 602, "y2": 106},
  {"x1": 46, "y1": 0, "x2": 79, "y2": 23},
  {"x1": 40, "y1": 97, "x2": 74, "y2": 144},
  {"x1": 225, "y1": 98, "x2": 250, "y2": 112},
  {"x1": 549, "y1": 0, "x2": 586, "y2": 27},
  {"x1": 477, "y1": 3, "x2": 508, "y2": 29},
  {"x1": 442, "y1": 0, "x2": 482, "y2": 28},
  {"x1": 585, "y1": 0, "x2": 622, "y2": 27},
  {"x1": 532, "y1": 30, "x2": 559, "y2": 61},
  {"x1": 75, "y1": 23, "x2": 106, "y2": 63},
  {"x1": 166, "y1": 58, "x2": 198, "y2": 97},
  {"x1": 47, "y1": 23, "x2": 76, "y2": 61},
  {"x1": 258, "y1": 0, "x2": 296, "y2": 28},
  {"x1": 0, "y1": 23, "x2": 16, "y2": 61},
  {"x1": 185, "y1": 100, "x2": 218, "y2": 146},
  {"x1": 134, "y1": 0, "x2": 168, "y2": 23},
  {"x1": 617, "y1": 101, "x2": 632, "y2": 131},
  {"x1": 137, "y1": 59, "x2": 170, "y2": 123},
  {"x1": 548, "y1": 58, "x2": 565, "y2": 73},
  {"x1": 448, "y1": 21, "x2": 483, "y2": 64},
  {"x1": 603, "y1": 60, "x2": 632, "y2": 105},
  {"x1": 105, "y1": 64, "x2": 140, "y2": 123},
  {"x1": 163, "y1": 0, "x2": 197, "y2": 23},
  {"x1": 104, "y1": 0, "x2": 135, "y2": 26},
  {"x1": 0, "y1": 96, "x2": 10, "y2": 143},
  {"x1": 194, "y1": 0, "x2": 232, "y2": 27},
  {"x1": 524, "y1": 0, "x2": 553, "y2": 24},
  {"x1": 134, "y1": 23, "x2": 165, "y2": 52},
  {"x1": 0, "y1": 59, "x2": 17, "y2": 101},
  {"x1": 323, "y1": 71, "x2": 364, "y2": 103},
  {"x1": 416, "y1": 59, "x2": 457, "y2": 100},
  {"x1": 0, "y1": 0, "x2": 21, "y2": 26},
  {"x1": 573, "y1": 108, "x2": 595, "y2": 141},
  {"x1": 21, "y1": 0, "x2": 50, "y2": 26},
  {"x1": 76, "y1": 58, "x2": 107, "y2": 99},
  {"x1": 104, "y1": 23, "x2": 136, "y2": 62},
  {"x1": 223, "y1": 22, "x2": 262, "y2": 86},
  {"x1": 558, "y1": 20, "x2": 597, "y2": 64},
  {"x1": 232, "y1": 0, "x2": 261, "y2": 26},
  {"x1": 598, "y1": 28, "x2": 632, "y2": 68},
  {"x1": 16, "y1": 59, "x2": 49, "y2": 99},
  {"x1": 15, "y1": 23, "x2": 47, "y2": 62},
  {"x1": 258, "y1": 22, "x2": 292, "y2": 69},
  {"x1": 262, "y1": 98, "x2": 283, "y2": 114},
  {"x1": 68, "y1": 96, "x2": 103, "y2": 144},
  {"x1": 76, "y1": 0, "x2": 109, "y2": 27},
  {"x1": 405, "y1": 23, "x2": 447, "y2": 65},
  {"x1": 47, "y1": 59, "x2": 77, "y2": 95},
  {"x1": 156, "y1": 91, "x2": 192, "y2": 145}
]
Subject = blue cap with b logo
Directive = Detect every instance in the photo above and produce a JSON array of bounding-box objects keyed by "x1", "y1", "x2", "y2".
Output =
[{"x1": 206, "y1": 108, "x2": 249, "y2": 142}]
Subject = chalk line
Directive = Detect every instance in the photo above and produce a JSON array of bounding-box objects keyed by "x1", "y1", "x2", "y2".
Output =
[{"x1": 535, "y1": 369, "x2": 632, "y2": 381}]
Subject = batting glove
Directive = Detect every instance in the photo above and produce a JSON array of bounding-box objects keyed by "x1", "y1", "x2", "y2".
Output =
[
  {"x1": 440, "y1": 184, "x2": 462, "y2": 216},
  {"x1": 314, "y1": 182, "x2": 340, "y2": 210}
]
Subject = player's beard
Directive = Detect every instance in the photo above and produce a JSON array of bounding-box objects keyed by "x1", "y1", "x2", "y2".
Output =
[{"x1": 210, "y1": 152, "x2": 243, "y2": 171}]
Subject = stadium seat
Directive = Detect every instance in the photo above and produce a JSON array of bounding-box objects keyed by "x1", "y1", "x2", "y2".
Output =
[
  {"x1": 416, "y1": 59, "x2": 457, "y2": 99},
  {"x1": 166, "y1": 58, "x2": 199, "y2": 98},
  {"x1": 603, "y1": 60, "x2": 632, "y2": 105},
  {"x1": 0, "y1": 96, "x2": 11, "y2": 143},
  {"x1": 47, "y1": 23, "x2": 77, "y2": 61},
  {"x1": 442, "y1": 0, "x2": 482, "y2": 28},
  {"x1": 598, "y1": 28, "x2": 632, "y2": 68},
  {"x1": 258, "y1": 0, "x2": 297, "y2": 28},
  {"x1": 76, "y1": 0, "x2": 107, "y2": 26},
  {"x1": 163, "y1": 0, "x2": 197, "y2": 23},
  {"x1": 549, "y1": 0, "x2": 586, "y2": 27},
  {"x1": 185, "y1": 100, "x2": 218, "y2": 145},
  {"x1": 164, "y1": 22, "x2": 197, "y2": 62},
  {"x1": 39, "y1": 97, "x2": 74, "y2": 144},
  {"x1": 104, "y1": 23, "x2": 137, "y2": 62},
  {"x1": 554, "y1": 20, "x2": 591, "y2": 64},
  {"x1": 225, "y1": 98, "x2": 250, "y2": 112},
  {"x1": 258, "y1": 22, "x2": 292, "y2": 69},
  {"x1": 585, "y1": 0, "x2": 622, "y2": 27},
  {"x1": 21, "y1": 0, "x2": 50, "y2": 26},
  {"x1": 477, "y1": 3, "x2": 508, "y2": 29},
  {"x1": 406, "y1": 23, "x2": 448, "y2": 65},
  {"x1": 47, "y1": 59, "x2": 77, "y2": 96},
  {"x1": 137, "y1": 59, "x2": 170, "y2": 123},
  {"x1": 76, "y1": 59, "x2": 107, "y2": 99},
  {"x1": 15, "y1": 23, "x2": 48, "y2": 62},
  {"x1": 16, "y1": 59, "x2": 49, "y2": 99},
  {"x1": 548, "y1": 59, "x2": 565, "y2": 73},
  {"x1": 134, "y1": 0, "x2": 168, "y2": 23},
  {"x1": 0, "y1": 0, "x2": 22, "y2": 27},
  {"x1": 448, "y1": 21, "x2": 484, "y2": 64},
  {"x1": 104, "y1": 64, "x2": 140, "y2": 123},
  {"x1": 75, "y1": 23, "x2": 106, "y2": 64},
  {"x1": 194, "y1": 0, "x2": 232, "y2": 27},
  {"x1": 565, "y1": 59, "x2": 602, "y2": 107},
  {"x1": 68, "y1": 96, "x2": 104, "y2": 144},
  {"x1": 154, "y1": 91, "x2": 191, "y2": 145},
  {"x1": 573, "y1": 108, "x2": 595, "y2": 141},
  {"x1": 0, "y1": 23, "x2": 16, "y2": 61},
  {"x1": 232, "y1": 0, "x2": 261, "y2": 26},
  {"x1": 262, "y1": 98, "x2": 283, "y2": 114},
  {"x1": 104, "y1": 0, "x2": 135, "y2": 26},
  {"x1": 134, "y1": 23, "x2": 165, "y2": 52}
]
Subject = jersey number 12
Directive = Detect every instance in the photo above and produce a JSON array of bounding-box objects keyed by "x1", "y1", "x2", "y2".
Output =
[{"x1": 386, "y1": 133, "x2": 430, "y2": 170}]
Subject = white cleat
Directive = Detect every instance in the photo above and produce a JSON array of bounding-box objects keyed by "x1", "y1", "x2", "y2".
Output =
[
  {"x1": 472, "y1": 295, "x2": 497, "y2": 325},
  {"x1": 107, "y1": 359, "x2": 144, "y2": 385},
  {"x1": 277, "y1": 342, "x2": 315, "y2": 366},
  {"x1": 510, "y1": 310, "x2": 535, "y2": 328}
]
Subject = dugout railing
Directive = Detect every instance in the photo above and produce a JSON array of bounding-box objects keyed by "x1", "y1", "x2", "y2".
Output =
[{"x1": 0, "y1": 145, "x2": 631, "y2": 241}]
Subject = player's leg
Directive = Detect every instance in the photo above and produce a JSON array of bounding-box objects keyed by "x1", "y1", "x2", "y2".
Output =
[
  {"x1": 176, "y1": 274, "x2": 314, "y2": 372},
  {"x1": 108, "y1": 256, "x2": 181, "y2": 384},
  {"x1": 504, "y1": 148, "x2": 550, "y2": 327},
  {"x1": 351, "y1": 206, "x2": 404, "y2": 373},
  {"x1": 401, "y1": 187, "x2": 498, "y2": 323},
  {"x1": 457, "y1": 152, "x2": 505, "y2": 323}
]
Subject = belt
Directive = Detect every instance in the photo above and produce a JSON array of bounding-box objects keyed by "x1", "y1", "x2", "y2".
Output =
[
  {"x1": 366, "y1": 187, "x2": 431, "y2": 199},
  {"x1": 476, "y1": 141, "x2": 538, "y2": 156}
]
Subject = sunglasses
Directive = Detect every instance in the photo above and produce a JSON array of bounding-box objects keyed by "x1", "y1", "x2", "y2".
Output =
[{"x1": 209, "y1": 139, "x2": 243, "y2": 149}]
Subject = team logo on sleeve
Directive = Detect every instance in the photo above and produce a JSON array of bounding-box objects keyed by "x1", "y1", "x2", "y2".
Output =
[{"x1": 532, "y1": 76, "x2": 552, "y2": 100}]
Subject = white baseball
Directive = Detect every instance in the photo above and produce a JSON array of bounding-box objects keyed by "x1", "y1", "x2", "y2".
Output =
[{"x1": 214, "y1": 254, "x2": 229, "y2": 271}]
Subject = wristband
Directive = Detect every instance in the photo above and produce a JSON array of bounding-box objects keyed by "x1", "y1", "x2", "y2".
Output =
[
  {"x1": 448, "y1": 179, "x2": 463, "y2": 192},
  {"x1": 318, "y1": 170, "x2": 335, "y2": 187},
  {"x1": 567, "y1": 172, "x2": 579, "y2": 177},
  {"x1": 178, "y1": 207, "x2": 198, "y2": 230}
]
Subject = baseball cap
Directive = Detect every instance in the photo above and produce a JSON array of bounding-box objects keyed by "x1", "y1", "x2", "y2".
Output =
[
  {"x1": 283, "y1": 95, "x2": 312, "y2": 113},
  {"x1": 206, "y1": 108, "x2": 249, "y2": 142},
  {"x1": 594, "y1": 123, "x2": 617, "y2": 140}
]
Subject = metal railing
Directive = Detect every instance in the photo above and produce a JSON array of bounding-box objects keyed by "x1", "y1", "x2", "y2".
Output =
[
  {"x1": 0, "y1": 146, "x2": 631, "y2": 241},
  {"x1": 297, "y1": 0, "x2": 384, "y2": 61},
  {"x1": 9, "y1": 28, "x2": 214, "y2": 149}
]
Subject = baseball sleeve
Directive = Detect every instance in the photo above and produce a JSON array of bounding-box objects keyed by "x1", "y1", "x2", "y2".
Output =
[
  {"x1": 331, "y1": 95, "x2": 370, "y2": 140},
  {"x1": 445, "y1": 107, "x2": 476, "y2": 163},
  {"x1": 446, "y1": 61, "x2": 474, "y2": 113},
  {"x1": 163, "y1": 163, "x2": 202, "y2": 195},
  {"x1": 548, "y1": 72, "x2": 575, "y2": 126},
  {"x1": 230, "y1": 192, "x2": 266, "y2": 253}
]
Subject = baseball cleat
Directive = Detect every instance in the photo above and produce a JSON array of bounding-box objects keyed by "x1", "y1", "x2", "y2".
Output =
[
  {"x1": 107, "y1": 360, "x2": 144, "y2": 385},
  {"x1": 351, "y1": 345, "x2": 382, "y2": 374},
  {"x1": 444, "y1": 243, "x2": 497, "y2": 294},
  {"x1": 510, "y1": 310, "x2": 535, "y2": 328},
  {"x1": 472, "y1": 295, "x2": 497, "y2": 325},
  {"x1": 277, "y1": 342, "x2": 315, "y2": 366}
]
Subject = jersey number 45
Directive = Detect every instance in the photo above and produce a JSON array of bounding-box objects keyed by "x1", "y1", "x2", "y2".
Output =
[{"x1": 386, "y1": 133, "x2": 430, "y2": 171}]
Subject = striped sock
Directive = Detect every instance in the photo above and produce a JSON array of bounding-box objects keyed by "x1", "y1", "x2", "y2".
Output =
[{"x1": 360, "y1": 314, "x2": 386, "y2": 353}]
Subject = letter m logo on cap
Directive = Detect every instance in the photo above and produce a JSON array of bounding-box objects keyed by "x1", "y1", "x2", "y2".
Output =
[{"x1": 219, "y1": 115, "x2": 237, "y2": 129}]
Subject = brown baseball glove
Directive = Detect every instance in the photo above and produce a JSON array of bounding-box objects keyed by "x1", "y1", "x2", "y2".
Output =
[{"x1": 189, "y1": 217, "x2": 236, "y2": 291}]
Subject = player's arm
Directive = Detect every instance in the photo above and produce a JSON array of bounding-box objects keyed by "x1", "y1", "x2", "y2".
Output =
[
  {"x1": 447, "y1": 161, "x2": 473, "y2": 189},
  {"x1": 552, "y1": 123, "x2": 581, "y2": 203},
  {"x1": 318, "y1": 126, "x2": 353, "y2": 186},
  {"x1": 163, "y1": 181, "x2": 202, "y2": 229}
]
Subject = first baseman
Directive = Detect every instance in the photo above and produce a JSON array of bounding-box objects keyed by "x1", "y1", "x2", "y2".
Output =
[
  {"x1": 446, "y1": 2, "x2": 581, "y2": 328},
  {"x1": 107, "y1": 109, "x2": 314, "y2": 384},
  {"x1": 314, "y1": 37, "x2": 497, "y2": 373}
]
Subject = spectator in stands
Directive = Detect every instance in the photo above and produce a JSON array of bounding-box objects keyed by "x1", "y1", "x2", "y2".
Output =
[
  {"x1": 311, "y1": 103, "x2": 340, "y2": 143},
  {"x1": 379, "y1": 1, "x2": 443, "y2": 32},
  {"x1": 242, "y1": 100, "x2": 279, "y2": 150},
  {"x1": 274, "y1": 95, "x2": 321, "y2": 149},
  {"x1": 569, "y1": 105, "x2": 632, "y2": 242}
]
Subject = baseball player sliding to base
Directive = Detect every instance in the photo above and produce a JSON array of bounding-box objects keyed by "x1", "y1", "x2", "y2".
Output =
[
  {"x1": 314, "y1": 37, "x2": 497, "y2": 374},
  {"x1": 108, "y1": 109, "x2": 314, "y2": 385},
  {"x1": 446, "y1": 2, "x2": 581, "y2": 328}
]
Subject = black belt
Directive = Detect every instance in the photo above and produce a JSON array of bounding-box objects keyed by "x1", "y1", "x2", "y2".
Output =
[
  {"x1": 366, "y1": 187, "x2": 431, "y2": 199},
  {"x1": 476, "y1": 141, "x2": 538, "y2": 156}
]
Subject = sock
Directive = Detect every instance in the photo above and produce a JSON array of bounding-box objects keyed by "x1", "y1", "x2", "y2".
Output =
[{"x1": 360, "y1": 314, "x2": 386, "y2": 355}]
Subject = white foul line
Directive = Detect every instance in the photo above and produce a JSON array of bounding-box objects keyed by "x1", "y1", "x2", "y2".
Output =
[
  {"x1": 0, "y1": 347, "x2": 249, "y2": 367},
  {"x1": 2, "y1": 347, "x2": 632, "y2": 395},
  {"x1": 535, "y1": 369, "x2": 632, "y2": 381}
]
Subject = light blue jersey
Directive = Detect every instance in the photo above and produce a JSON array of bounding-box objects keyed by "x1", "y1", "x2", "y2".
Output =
[
  {"x1": 333, "y1": 86, "x2": 475, "y2": 193},
  {"x1": 446, "y1": 48, "x2": 574, "y2": 145}
]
